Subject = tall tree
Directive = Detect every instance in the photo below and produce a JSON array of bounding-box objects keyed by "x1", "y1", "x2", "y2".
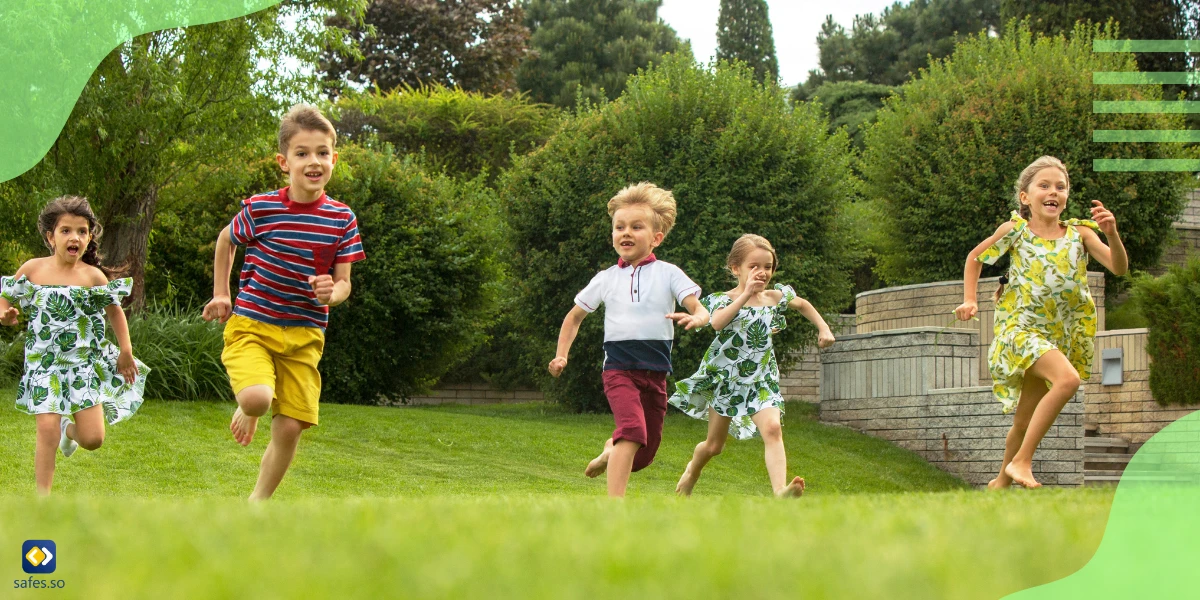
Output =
[
  {"x1": 796, "y1": 0, "x2": 1001, "y2": 99},
  {"x1": 322, "y1": 0, "x2": 529, "y2": 95},
  {"x1": 38, "y1": 2, "x2": 365, "y2": 310},
  {"x1": 715, "y1": 0, "x2": 779, "y2": 84},
  {"x1": 516, "y1": 0, "x2": 683, "y2": 108}
]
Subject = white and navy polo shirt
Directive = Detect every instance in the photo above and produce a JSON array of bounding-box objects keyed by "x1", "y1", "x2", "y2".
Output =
[{"x1": 574, "y1": 254, "x2": 701, "y2": 372}]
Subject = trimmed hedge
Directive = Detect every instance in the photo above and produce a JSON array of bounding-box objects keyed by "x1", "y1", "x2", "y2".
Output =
[
  {"x1": 333, "y1": 85, "x2": 561, "y2": 181},
  {"x1": 861, "y1": 22, "x2": 1193, "y2": 286},
  {"x1": 321, "y1": 143, "x2": 505, "y2": 402},
  {"x1": 1133, "y1": 256, "x2": 1200, "y2": 406},
  {"x1": 501, "y1": 53, "x2": 859, "y2": 411}
]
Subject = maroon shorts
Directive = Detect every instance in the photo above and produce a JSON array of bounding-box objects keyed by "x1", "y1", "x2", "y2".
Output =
[{"x1": 602, "y1": 369, "x2": 668, "y2": 472}]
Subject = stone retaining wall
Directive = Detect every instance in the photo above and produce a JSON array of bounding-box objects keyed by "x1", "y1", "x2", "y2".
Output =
[{"x1": 820, "y1": 327, "x2": 1084, "y2": 487}]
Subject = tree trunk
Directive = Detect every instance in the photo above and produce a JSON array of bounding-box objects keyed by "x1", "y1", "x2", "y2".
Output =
[{"x1": 98, "y1": 186, "x2": 157, "y2": 313}]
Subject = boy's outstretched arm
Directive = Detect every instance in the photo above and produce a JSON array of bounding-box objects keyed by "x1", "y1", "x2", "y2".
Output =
[
  {"x1": 549, "y1": 306, "x2": 588, "y2": 377},
  {"x1": 667, "y1": 294, "x2": 709, "y2": 331},
  {"x1": 787, "y1": 296, "x2": 835, "y2": 348},
  {"x1": 202, "y1": 225, "x2": 238, "y2": 323}
]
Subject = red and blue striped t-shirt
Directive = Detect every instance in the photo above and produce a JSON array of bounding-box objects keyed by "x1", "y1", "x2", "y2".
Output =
[{"x1": 228, "y1": 187, "x2": 366, "y2": 329}]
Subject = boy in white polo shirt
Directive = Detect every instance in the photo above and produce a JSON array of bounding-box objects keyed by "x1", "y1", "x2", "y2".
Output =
[{"x1": 548, "y1": 182, "x2": 710, "y2": 497}]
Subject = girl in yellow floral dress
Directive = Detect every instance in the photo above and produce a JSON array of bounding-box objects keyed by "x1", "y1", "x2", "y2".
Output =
[{"x1": 955, "y1": 156, "x2": 1127, "y2": 489}]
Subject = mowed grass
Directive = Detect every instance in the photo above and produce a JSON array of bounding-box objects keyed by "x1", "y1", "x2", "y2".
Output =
[{"x1": 0, "y1": 393, "x2": 1115, "y2": 599}]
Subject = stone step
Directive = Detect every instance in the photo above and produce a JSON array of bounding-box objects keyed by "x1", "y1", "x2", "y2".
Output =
[
  {"x1": 1084, "y1": 437, "x2": 1131, "y2": 454},
  {"x1": 1083, "y1": 453, "x2": 1133, "y2": 471},
  {"x1": 1084, "y1": 422, "x2": 1099, "y2": 437},
  {"x1": 1084, "y1": 471, "x2": 1198, "y2": 487}
]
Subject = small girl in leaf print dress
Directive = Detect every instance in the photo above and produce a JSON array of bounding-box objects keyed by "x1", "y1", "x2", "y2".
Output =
[
  {"x1": 670, "y1": 234, "x2": 835, "y2": 497},
  {"x1": 0, "y1": 197, "x2": 147, "y2": 495},
  {"x1": 955, "y1": 156, "x2": 1127, "y2": 489}
]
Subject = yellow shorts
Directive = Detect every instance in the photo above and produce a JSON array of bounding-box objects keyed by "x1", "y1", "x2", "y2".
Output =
[{"x1": 221, "y1": 314, "x2": 325, "y2": 425}]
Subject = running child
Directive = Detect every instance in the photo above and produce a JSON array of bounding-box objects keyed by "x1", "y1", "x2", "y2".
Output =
[
  {"x1": 1, "y1": 196, "x2": 146, "y2": 495},
  {"x1": 955, "y1": 156, "x2": 1127, "y2": 489},
  {"x1": 670, "y1": 234, "x2": 835, "y2": 497},
  {"x1": 548, "y1": 182, "x2": 710, "y2": 498}
]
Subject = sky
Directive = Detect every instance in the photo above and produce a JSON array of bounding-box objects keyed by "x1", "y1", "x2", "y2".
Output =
[{"x1": 659, "y1": 0, "x2": 903, "y2": 88}]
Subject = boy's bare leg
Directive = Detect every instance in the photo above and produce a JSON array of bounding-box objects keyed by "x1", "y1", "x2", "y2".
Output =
[
  {"x1": 677, "y1": 408, "x2": 731, "y2": 496},
  {"x1": 606, "y1": 439, "x2": 640, "y2": 497},
  {"x1": 34, "y1": 414, "x2": 61, "y2": 496},
  {"x1": 585, "y1": 437, "x2": 614, "y2": 478},
  {"x1": 249, "y1": 415, "x2": 306, "y2": 501},
  {"x1": 231, "y1": 385, "x2": 272, "y2": 446},
  {"x1": 751, "y1": 408, "x2": 803, "y2": 497},
  {"x1": 989, "y1": 376, "x2": 1044, "y2": 490}
]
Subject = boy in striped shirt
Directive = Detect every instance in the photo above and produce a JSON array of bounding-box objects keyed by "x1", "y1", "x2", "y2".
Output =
[{"x1": 203, "y1": 105, "x2": 365, "y2": 501}]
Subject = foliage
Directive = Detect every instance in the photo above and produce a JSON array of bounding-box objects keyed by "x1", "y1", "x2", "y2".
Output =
[
  {"x1": 1133, "y1": 256, "x2": 1200, "y2": 406},
  {"x1": 802, "y1": 80, "x2": 895, "y2": 150},
  {"x1": 516, "y1": 0, "x2": 683, "y2": 108},
  {"x1": 715, "y1": 0, "x2": 779, "y2": 84},
  {"x1": 861, "y1": 23, "x2": 1192, "y2": 286},
  {"x1": 502, "y1": 54, "x2": 859, "y2": 411},
  {"x1": 321, "y1": 143, "x2": 505, "y2": 402},
  {"x1": 333, "y1": 84, "x2": 561, "y2": 181},
  {"x1": 321, "y1": 0, "x2": 529, "y2": 95}
]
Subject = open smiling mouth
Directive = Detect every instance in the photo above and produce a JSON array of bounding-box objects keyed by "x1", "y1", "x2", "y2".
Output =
[{"x1": 65, "y1": 243, "x2": 80, "y2": 256}]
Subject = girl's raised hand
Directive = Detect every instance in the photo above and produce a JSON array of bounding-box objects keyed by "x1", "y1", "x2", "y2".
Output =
[
  {"x1": 817, "y1": 328, "x2": 835, "y2": 349},
  {"x1": 548, "y1": 356, "x2": 567, "y2": 377},
  {"x1": 954, "y1": 301, "x2": 978, "y2": 321},
  {"x1": 1090, "y1": 200, "x2": 1119, "y2": 237},
  {"x1": 0, "y1": 306, "x2": 19, "y2": 326}
]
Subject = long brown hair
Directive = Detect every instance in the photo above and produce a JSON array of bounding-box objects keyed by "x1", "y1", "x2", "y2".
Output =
[{"x1": 38, "y1": 196, "x2": 109, "y2": 275}]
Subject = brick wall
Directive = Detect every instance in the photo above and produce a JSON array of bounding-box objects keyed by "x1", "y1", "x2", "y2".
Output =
[
  {"x1": 1153, "y1": 191, "x2": 1200, "y2": 275},
  {"x1": 819, "y1": 327, "x2": 1085, "y2": 487},
  {"x1": 1084, "y1": 329, "x2": 1200, "y2": 450},
  {"x1": 780, "y1": 314, "x2": 856, "y2": 403},
  {"x1": 854, "y1": 274, "x2": 1107, "y2": 382},
  {"x1": 403, "y1": 382, "x2": 545, "y2": 406}
]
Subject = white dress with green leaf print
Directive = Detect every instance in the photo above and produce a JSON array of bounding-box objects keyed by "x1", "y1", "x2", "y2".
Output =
[
  {"x1": 978, "y1": 211, "x2": 1099, "y2": 414},
  {"x1": 2, "y1": 276, "x2": 148, "y2": 424},
  {"x1": 669, "y1": 284, "x2": 796, "y2": 441}
]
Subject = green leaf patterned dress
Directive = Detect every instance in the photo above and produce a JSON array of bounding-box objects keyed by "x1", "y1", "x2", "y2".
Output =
[
  {"x1": 978, "y1": 212, "x2": 1099, "y2": 414},
  {"x1": 669, "y1": 284, "x2": 796, "y2": 440},
  {"x1": 2, "y1": 276, "x2": 148, "y2": 423}
]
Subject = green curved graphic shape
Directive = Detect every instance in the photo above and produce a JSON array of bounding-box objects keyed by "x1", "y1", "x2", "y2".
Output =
[
  {"x1": 1005, "y1": 410, "x2": 1200, "y2": 599},
  {"x1": 0, "y1": 0, "x2": 281, "y2": 183}
]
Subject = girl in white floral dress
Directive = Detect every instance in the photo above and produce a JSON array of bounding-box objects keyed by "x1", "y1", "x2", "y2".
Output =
[
  {"x1": 671, "y1": 234, "x2": 835, "y2": 497},
  {"x1": 0, "y1": 197, "x2": 146, "y2": 495},
  {"x1": 956, "y1": 156, "x2": 1127, "y2": 489}
]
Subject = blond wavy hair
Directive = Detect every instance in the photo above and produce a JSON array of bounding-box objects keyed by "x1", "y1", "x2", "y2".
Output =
[{"x1": 607, "y1": 182, "x2": 678, "y2": 236}]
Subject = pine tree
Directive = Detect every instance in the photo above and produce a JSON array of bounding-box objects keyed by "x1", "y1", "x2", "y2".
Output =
[
  {"x1": 516, "y1": 0, "x2": 682, "y2": 108},
  {"x1": 715, "y1": 0, "x2": 779, "y2": 84}
]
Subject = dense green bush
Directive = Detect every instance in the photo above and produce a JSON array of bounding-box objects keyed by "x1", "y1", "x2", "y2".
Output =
[
  {"x1": 333, "y1": 85, "x2": 561, "y2": 181},
  {"x1": 1133, "y1": 256, "x2": 1200, "y2": 406},
  {"x1": 502, "y1": 53, "x2": 859, "y2": 412},
  {"x1": 861, "y1": 22, "x2": 1192, "y2": 286},
  {"x1": 322, "y1": 143, "x2": 505, "y2": 403}
]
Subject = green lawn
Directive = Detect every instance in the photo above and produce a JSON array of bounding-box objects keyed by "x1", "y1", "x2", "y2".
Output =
[{"x1": 0, "y1": 396, "x2": 1114, "y2": 599}]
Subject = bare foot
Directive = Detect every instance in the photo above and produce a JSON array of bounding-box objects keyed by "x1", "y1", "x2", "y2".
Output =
[
  {"x1": 987, "y1": 476, "x2": 1012, "y2": 491},
  {"x1": 1004, "y1": 461, "x2": 1040, "y2": 488},
  {"x1": 776, "y1": 476, "x2": 805, "y2": 498},
  {"x1": 230, "y1": 407, "x2": 258, "y2": 447},
  {"x1": 676, "y1": 462, "x2": 700, "y2": 496},
  {"x1": 585, "y1": 438, "x2": 613, "y2": 478}
]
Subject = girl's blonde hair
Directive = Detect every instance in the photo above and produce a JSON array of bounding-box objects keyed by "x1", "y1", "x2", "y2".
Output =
[
  {"x1": 1014, "y1": 155, "x2": 1069, "y2": 220},
  {"x1": 726, "y1": 234, "x2": 777, "y2": 279},
  {"x1": 607, "y1": 182, "x2": 678, "y2": 236},
  {"x1": 995, "y1": 156, "x2": 1071, "y2": 301}
]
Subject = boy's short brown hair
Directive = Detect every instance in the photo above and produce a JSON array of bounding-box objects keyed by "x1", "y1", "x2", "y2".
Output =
[
  {"x1": 278, "y1": 104, "x2": 336, "y2": 154},
  {"x1": 606, "y1": 182, "x2": 678, "y2": 236}
]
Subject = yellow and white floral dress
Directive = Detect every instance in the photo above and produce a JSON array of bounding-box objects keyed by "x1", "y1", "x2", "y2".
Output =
[{"x1": 977, "y1": 212, "x2": 1099, "y2": 413}]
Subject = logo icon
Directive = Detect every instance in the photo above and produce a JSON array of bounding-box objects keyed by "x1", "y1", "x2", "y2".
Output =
[{"x1": 22, "y1": 540, "x2": 55, "y2": 574}]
